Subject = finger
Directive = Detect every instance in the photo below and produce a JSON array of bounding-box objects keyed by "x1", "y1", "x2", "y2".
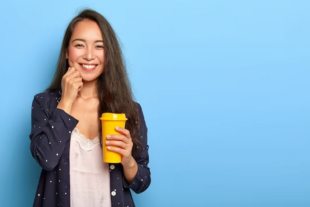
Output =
[
  {"x1": 67, "y1": 70, "x2": 81, "y2": 79},
  {"x1": 67, "y1": 77, "x2": 83, "y2": 86},
  {"x1": 107, "y1": 135, "x2": 128, "y2": 143},
  {"x1": 107, "y1": 146, "x2": 125, "y2": 155},
  {"x1": 72, "y1": 77, "x2": 83, "y2": 83},
  {"x1": 73, "y1": 82, "x2": 83, "y2": 90},
  {"x1": 63, "y1": 69, "x2": 78, "y2": 83},
  {"x1": 106, "y1": 140, "x2": 126, "y2": 149},
  {"x1": 115, "y1": 127, "x2": 131, "y2": 139},
  {"x1": 63, "y1": 67, "x2": 75, "y2": 78}
]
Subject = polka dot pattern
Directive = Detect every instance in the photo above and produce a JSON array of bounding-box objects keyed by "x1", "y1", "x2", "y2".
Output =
[{"x1": 30, "y1": 90, "x2": 151, "y2": 207}]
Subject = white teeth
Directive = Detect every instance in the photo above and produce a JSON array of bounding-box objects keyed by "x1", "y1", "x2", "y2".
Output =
[{"x1": 82, "y1": 64, "x2": 96, "y2": 69}]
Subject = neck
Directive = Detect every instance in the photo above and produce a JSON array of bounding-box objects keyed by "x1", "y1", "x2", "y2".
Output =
[{"x1": 78, "y1": 79, "x2": 98, "y2": 99}]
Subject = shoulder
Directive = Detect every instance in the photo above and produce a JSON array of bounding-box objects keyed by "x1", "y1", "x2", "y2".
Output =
[
  {"x1": 133, "y1": 101, "x2": 143, "y2": 115},
  {"x1": 32, "y1": 89, "x2": 62, "y2": 109},
  {"x1": 33, "y1": 89, "x2": 61, "y2": 100},
  {"x1": 133, "y1": 101, "x2": 147, "y2": 125},
  {"x1": 133, "y1": 101, "x2": 141, "y2": 109}
]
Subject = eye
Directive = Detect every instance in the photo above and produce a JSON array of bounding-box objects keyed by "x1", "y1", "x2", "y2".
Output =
[
  {"x1": 96, "y1": 45, "x2": 104, "y2": 49},
  {"x1": 75, "y1": 44, "x2": 84, "y2": 48}
]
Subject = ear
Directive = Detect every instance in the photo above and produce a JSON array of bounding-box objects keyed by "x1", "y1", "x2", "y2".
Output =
[{"x1": 66, "y1": 49, "x2": 68, "y2": 59}]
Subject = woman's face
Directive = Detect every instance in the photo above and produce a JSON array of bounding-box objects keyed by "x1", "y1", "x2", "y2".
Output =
[{"x1": 66, "y1": 19, "x2": 105, "y2": 82}]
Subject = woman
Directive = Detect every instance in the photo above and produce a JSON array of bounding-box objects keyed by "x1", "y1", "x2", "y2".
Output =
[{"x1": 29, "y1": 9, "x2": 151, "y2": 207}]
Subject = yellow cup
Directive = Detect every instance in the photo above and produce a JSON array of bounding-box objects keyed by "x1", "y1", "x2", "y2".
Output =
[{"x1": 100, "y1": 113, "x2": 127, "y2": 163}]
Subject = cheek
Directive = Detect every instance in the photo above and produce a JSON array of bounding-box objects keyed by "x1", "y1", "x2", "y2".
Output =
[
  {"x1": 67, "y1": 47, "x2": 83, "y2": 62},
  {"x1": 96, "y1": 50, "x2": 105, "y2": 63}
]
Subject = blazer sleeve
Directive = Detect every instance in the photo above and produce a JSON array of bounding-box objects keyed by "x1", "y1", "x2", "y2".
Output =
[
  {"x1": 29, "y1": 92, "x2": 79, "y2": 171},
  {"x1": 123, "y1": 103, "x2": 151, "y2": 194}
]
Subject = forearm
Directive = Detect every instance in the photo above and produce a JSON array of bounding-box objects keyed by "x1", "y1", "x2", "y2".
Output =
[
  {"x1": 123, "y1": 156, "x2": 138, "y2": 184},
  {"x1": 30, "y1": 95, "x2": 79, "y2": 171},
  {"x1": 122, "y1": 103, "x2": 151, "y2": 194}
]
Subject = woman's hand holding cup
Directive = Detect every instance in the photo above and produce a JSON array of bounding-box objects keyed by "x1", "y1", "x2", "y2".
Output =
[{"x1": 106, "y1": 127, "x2": 135, "y2": 168}]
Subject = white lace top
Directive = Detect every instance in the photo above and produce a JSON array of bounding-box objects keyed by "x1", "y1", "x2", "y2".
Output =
[{"x1": 69, "y1": 128, "x2": 111, "y2": 207}]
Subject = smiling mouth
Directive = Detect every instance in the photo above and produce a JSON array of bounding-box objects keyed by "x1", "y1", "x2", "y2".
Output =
[{"x1": 80, "y1": 64, "x2": 98, "y2": 70}]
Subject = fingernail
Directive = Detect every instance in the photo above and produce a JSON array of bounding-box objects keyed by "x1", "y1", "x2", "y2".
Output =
[
  {"x1": 115, "y1": 127, "x2": 119, "y2": 130},
  {"x1": 106, "y1": 141, "x2": 110, "y2": 144},
  {"x1": 107, "y1": 146, "x2": 111, "y2": 150},
  {"x1": 107, "y1": 135, "x2": 111, "y2": 139}
]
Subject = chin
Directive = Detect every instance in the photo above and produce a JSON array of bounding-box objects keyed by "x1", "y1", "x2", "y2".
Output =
[{"x1": 81, "y1": 74, "x2": 100, "y2": 82}]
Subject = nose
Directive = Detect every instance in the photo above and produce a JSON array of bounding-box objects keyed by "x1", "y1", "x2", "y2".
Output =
[{"x1": 83, "y1": 47, "x2": 95, "y2": 61}]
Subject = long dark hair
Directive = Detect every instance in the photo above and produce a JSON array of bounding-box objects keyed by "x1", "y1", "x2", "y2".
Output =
[{"x1": 46, "y1": 9, "x2": 142, "y2": 157}]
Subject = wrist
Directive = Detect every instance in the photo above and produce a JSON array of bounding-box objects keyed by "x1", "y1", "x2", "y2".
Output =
[
  {"x1": 57, "y1": 99, "x2": 73, "y2": 115},
  {"x1": 124, "y1": 156, "x2": 136, "y2": 169},
  {"x1": 123, "y1": 156, "x2": 138, "y2": 184}
]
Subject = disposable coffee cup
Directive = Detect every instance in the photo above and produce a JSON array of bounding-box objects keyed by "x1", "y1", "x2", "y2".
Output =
[{"x1": 100, "y1": 113, "x2": 127, "y2": 163}]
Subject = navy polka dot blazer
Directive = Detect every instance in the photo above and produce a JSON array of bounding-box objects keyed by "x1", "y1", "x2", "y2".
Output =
[{"x1": 29, "y1": 90, "x2": 151, "y2": 207}]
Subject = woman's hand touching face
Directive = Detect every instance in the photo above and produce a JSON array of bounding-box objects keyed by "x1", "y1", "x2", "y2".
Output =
[{"x1": 61, "y1": 67, "x2": 83, "y2": 104}]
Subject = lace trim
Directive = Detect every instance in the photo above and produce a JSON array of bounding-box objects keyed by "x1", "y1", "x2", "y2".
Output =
[{"x1": 72, "y1": 128, "x2": 100, "y2": 151}]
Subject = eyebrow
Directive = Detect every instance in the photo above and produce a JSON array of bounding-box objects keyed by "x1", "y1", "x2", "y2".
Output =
[{"x1": 72, "y1": 38, "x2": 104, "y2": 43}]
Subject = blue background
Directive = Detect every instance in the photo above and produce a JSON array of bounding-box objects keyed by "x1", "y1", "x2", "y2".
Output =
[{"x1": 0, "y1": 0, "x2": 309, "y2": 206}]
